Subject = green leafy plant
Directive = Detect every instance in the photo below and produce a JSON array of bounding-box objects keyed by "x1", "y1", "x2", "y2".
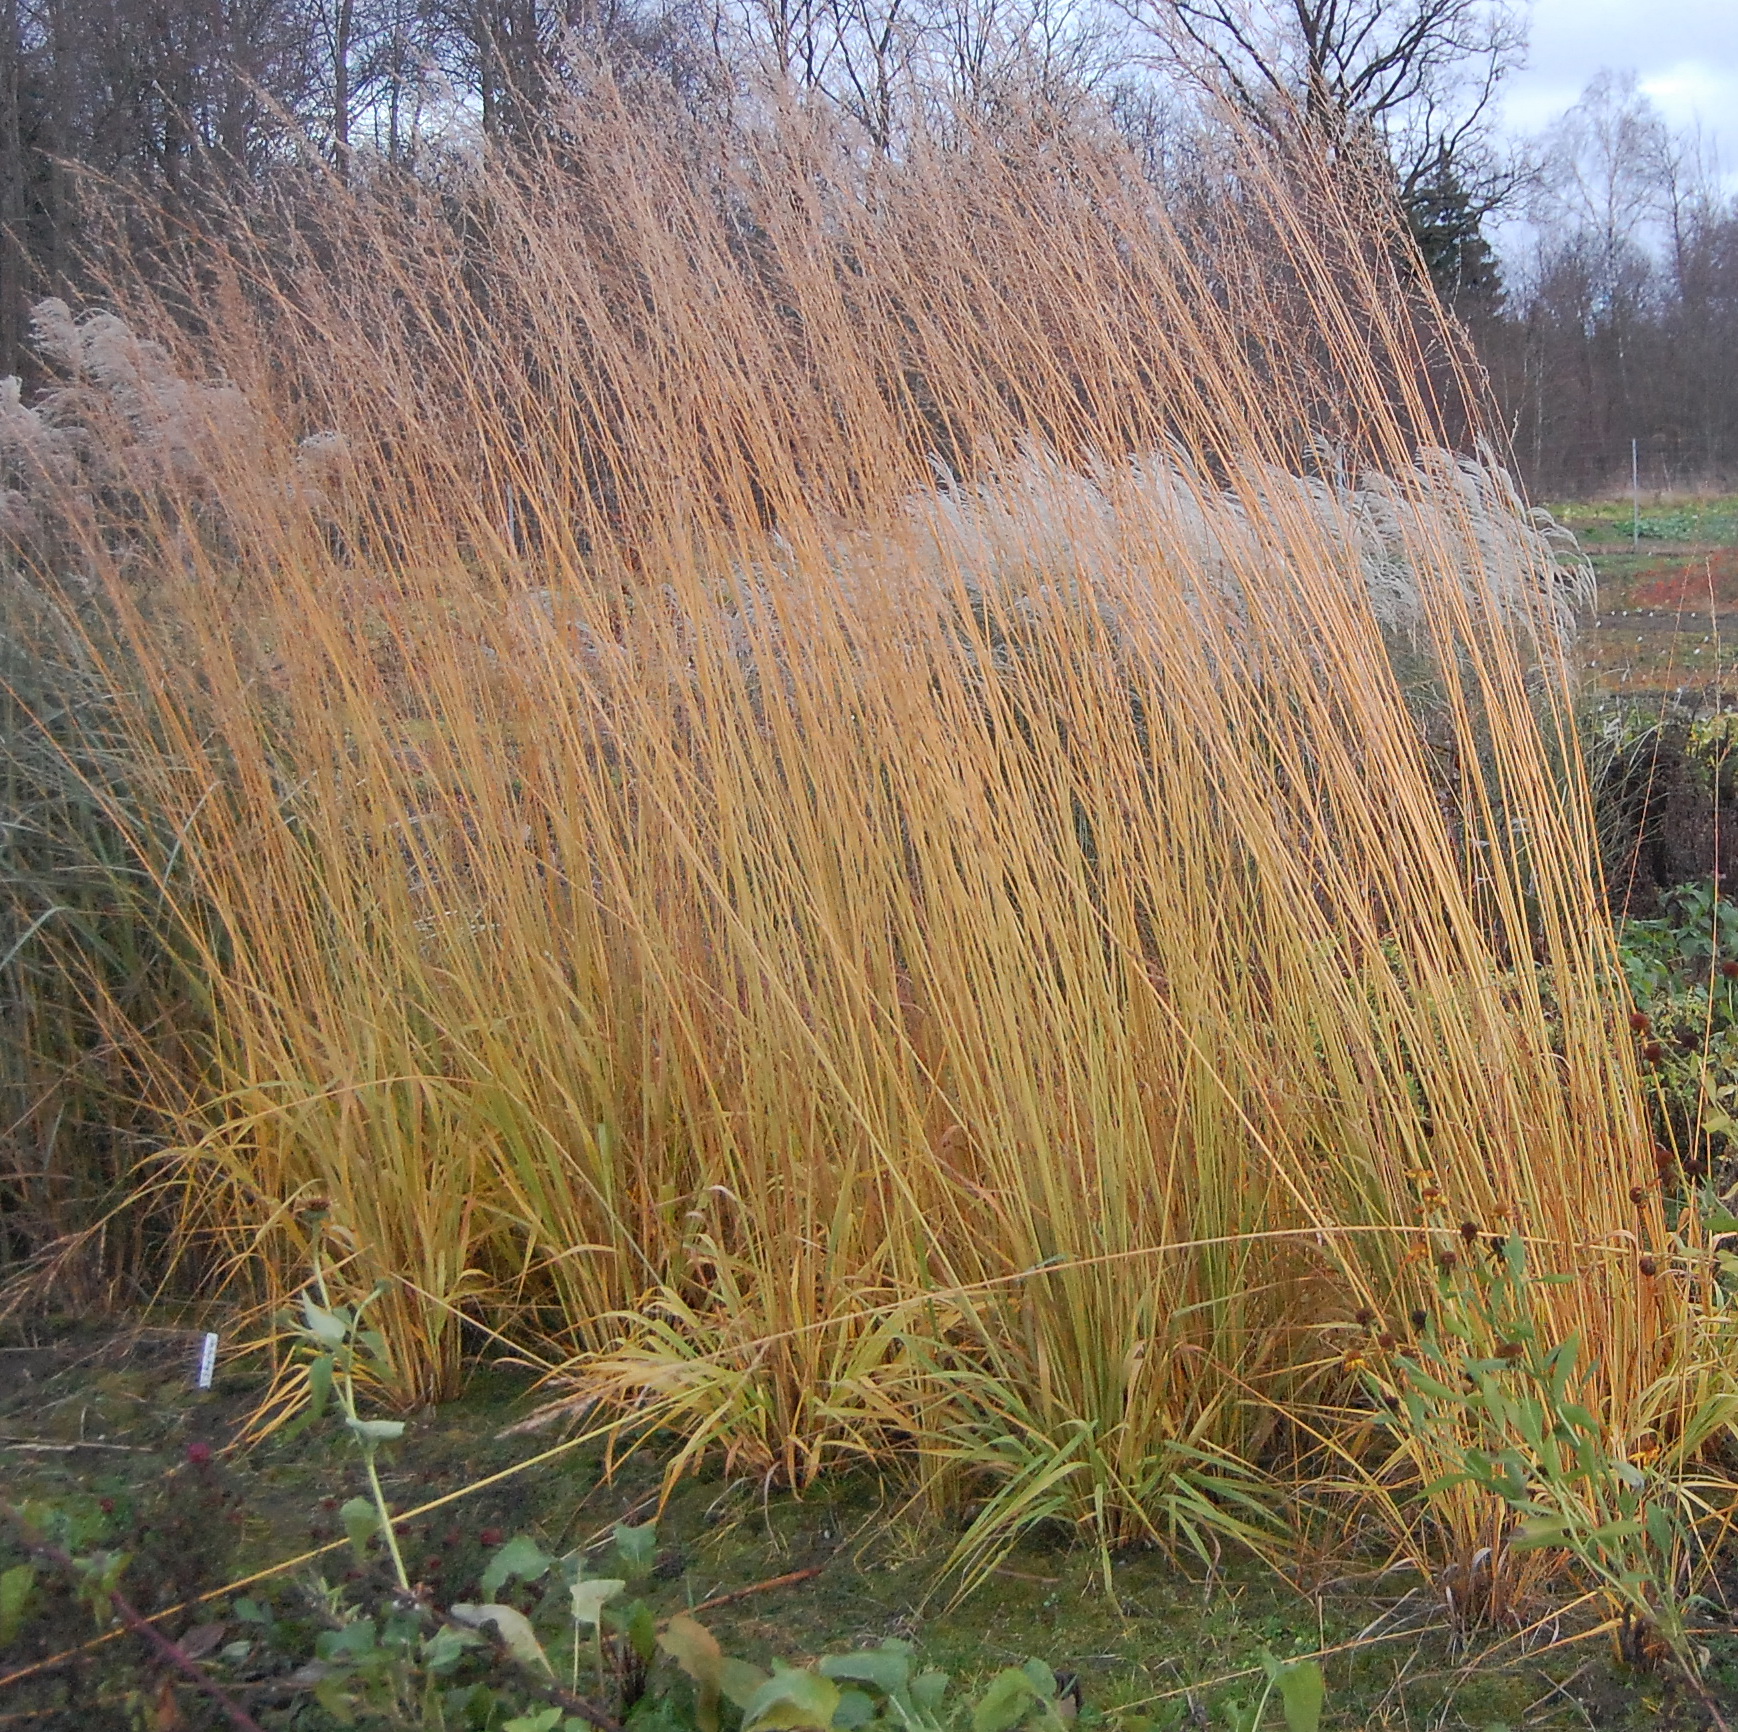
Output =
[
  {"x1": 282, "y1": 1231, "x2": 414, "y2": 1591},
  {"x1": 1372, "y1": 1234, "x2": 1710, "y2": 1684}
]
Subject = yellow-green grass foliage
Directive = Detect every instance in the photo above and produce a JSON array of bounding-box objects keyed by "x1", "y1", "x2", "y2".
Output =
[{"x1": 4, "y1": 91, "x2": 1723, "y2": 1593}]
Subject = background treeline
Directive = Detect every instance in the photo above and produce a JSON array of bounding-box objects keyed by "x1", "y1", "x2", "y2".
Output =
[{"x1": 1, "y1": 0, "x2": 1735, "y2": 496}]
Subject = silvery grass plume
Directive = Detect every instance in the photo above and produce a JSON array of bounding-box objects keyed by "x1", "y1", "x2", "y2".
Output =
[
  {"x1": 903, "y1": 444, "x2": 1591, "y2": 664},
  {"x1": 551, "y1": 444, "x2": 1592, "y2": 718},
  {"x1": 1, "y1": 300, "x2": 345, "y2": 553}
]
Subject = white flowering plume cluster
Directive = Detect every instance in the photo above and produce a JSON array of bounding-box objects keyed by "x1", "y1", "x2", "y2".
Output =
[
  {"x1": 4, "y1": 299, "x2": 1586, "y2": 692},
  {"x1": 1, "y1": 299, "x2": 346, "y2": 551},
  {"x1": 553, "y1": 444, "x2": 1591, "y2": 712},
  {"x1": 904, "y1": 444, "x2": 1591, "y2": 662}
]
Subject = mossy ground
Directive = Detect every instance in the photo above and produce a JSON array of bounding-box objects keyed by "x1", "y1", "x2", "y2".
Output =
[{"x1": 5, "y1": 1319, "x2": 1738, "y2": 1729}]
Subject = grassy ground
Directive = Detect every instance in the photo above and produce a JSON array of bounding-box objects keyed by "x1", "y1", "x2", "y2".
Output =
[
  {"x1": 1558, "y1": 496, "x2": 1738, "y2": 700},
  {"x1": 5, "y1": 1320, "x2": 1738, "y2": 1729}
]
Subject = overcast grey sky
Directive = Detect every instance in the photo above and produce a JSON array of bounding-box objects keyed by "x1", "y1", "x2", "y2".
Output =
[{"x1": 1500, "y1": 0, "x2": 1738, "y2": 150}]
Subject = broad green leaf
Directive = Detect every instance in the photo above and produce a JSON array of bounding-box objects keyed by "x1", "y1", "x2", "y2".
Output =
[
  {"x1": 1019, "y1": 1660, "x2": 1057, "y2": 1699},
  {"x1": 300, "y1": 1293, "x2": 349, "y2": 1348},
  {"x1": 317, "y1": 1617, "x2": 379, "y2": 1660},
  {"x1": 912, "y1": 1671, "x2": 951, "y2": 1714},
  {"x1": 424, "y1": 1623, "x2": 483, "y2": 1672},
  {"x1": 340, "y1": 1496, "x2": 379, "y2": 1562},
  {"x1": 661, "y1": 1613, "x2": 724, "y2": 1732},
  {"x1": 0, "y1": 1564, "x2": 35, "y2": 1646},
  {"x1": 834, "y1": 1687, "x2": 879, "y2": 1728},
  {"x1": 480, "y1": 1534, "x2": 553, "y2": 1600},
  {"x1": 723, "y1": 1657, "x2": 773, "y2": 1708},
  {"x1": 973, "y1": 1668, "x2": 1040, "y2": 1732},
  {"x1": 504, "y1": 1710, "x2": 564, "y2": 1732},
  {"x1": 1277, "y1": 1660, "x2": 1325, "y2": 1732},
  {"x1": 613, "y1": 1520, "x2": 658, "y2": 1578},
  {"x1": 346, "y1": 1417, "x2": 406, "y2": 1445},
  {"x1": 743, "y1": 1668, "x2": 841, "y2": 1732},
  {"x1": 821, "y1": 1643, "x2": 913, "y2": 1696},
  {"x1": 569, "y1": 1577, "x2": 625, "y2": 1628},
  {"x1": 450, "y1": 1603, "x2": 552, "y2": 1676}
]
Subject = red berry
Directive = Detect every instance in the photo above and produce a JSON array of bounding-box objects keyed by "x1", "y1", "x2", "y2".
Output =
[
  {"x1": 1630, "y1": 1010, "x2": 1652, "y2": 1032},
  {"x1": 480, "y1": 1528, "x2": 503, "y2": 1547},
  {"x1": 186, "y1": 1440, "x2": 214, "y2": 1467},
  {"x1": 1643, "y1": 1040, "x2": 1664, "y2": 1061}
]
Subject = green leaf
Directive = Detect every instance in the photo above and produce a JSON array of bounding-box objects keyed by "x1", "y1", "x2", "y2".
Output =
[
  {"x1": 346, "y1": 1417, "x2": 406, "y2": 1445},
  {"x1": 318, "y1": 1618, "x2": 379, "y2": 1661},
  {"x1": 569, "y1": 1577, "x2": 625, "y2": 1628},
  {"x1": 1277, "y1": 1660, "x2": 1325, "y2": 1732},
  {"x1": 300, "y1": 1293, "x2": 349, "y2": 1348},
  {"x1": 450, "y1": 1603, "x2": 552, "y2": 1676},
  {"x1": 1510, "y1": 1518, "x2": 1570, "y2": 1550},
  {"x1": 1019, "y1": 1661, "x2": 1057, "y2": 1700},
  {"x1": 340, "y1": 1496, "x2": 380, "y2": 1562},
  {"x1": 821, "y1": 1643, "x2": 913, "y2": 1696},
  {"x1": 743, "y1": 1668, "x2": 842, "y2": 1732},
  {"x1": 1645, "y1": 1502, "x2": 1677, "y2": 1560},
  {"x1": 723, "y1": 1658, "x2": 773, "y2": 1709},
  {"x1": 480, "y1": 1534, "x2": 553, "y2": 1600},
  {"x1": 614, "y1": 1520, "x2": 658, "y2": 1578},
  {"x1": 912, "y1": 1671, "x2": 951, "y2": 1714},
  {"x1": 661, "y1": 1613, "x2": 724, "y2": 1732},
  {"x1": 0, "y1": 1564, "x2": 36, "y2": 1646},
  {"x1": 1399, "y1": 1366, "x2": 1464, "y2": 1401},
  {"x1": 973, "y1": 1668, "x2": 1041, "y2": 1732},
  {"x1": 308, "y1": 1354, "x2": 334, "y2": 1420},
  {"x1": 614, "y1": 1598, "x2": 658, "y2": 1664},
  {"x1": 424, "y1": 1623, "x2": 484, "y2": 1673},
  {"x1": 504, "y1": 1710, "x2": 564, "y2": 1732},
  {"x1": 834, "y1": 1687, "x2": 880, "y2": 1728}
]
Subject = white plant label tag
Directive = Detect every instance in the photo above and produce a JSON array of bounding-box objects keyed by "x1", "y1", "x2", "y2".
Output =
[{"x1": 196, "y1": 1331, "x2": 219, "y2": 1390}]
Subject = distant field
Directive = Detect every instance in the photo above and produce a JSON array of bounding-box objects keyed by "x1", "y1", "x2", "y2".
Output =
[{"x1": 1556, "y1": 495, "x2": 1738, "y2": 699}]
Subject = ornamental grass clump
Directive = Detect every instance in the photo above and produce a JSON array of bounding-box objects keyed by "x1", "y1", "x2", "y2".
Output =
[{"x1": 2, "y1": 85, "x2": 1721, "y2": 1605}]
